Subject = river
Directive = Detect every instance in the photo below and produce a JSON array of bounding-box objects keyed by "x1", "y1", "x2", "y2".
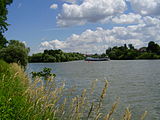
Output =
[{"x1": 27, "y1": 60, "x2": 160, "y2": 120}]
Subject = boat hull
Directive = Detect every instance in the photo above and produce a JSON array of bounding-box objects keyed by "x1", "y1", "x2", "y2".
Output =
[{"x1": 85, "y1": 57, "x2": 110, "y2": 61}]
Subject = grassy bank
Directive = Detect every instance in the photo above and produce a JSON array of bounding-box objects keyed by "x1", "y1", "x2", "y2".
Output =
[
  {"x1": 0, "y1": 60, "x2": 147, "y2": 120},
  {"x1": 0, "y1": 60, "x2": 29, "y2": 119}
]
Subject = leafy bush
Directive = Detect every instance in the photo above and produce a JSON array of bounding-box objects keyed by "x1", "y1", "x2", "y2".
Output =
[{"x1": 31, "y1": 67, "x2": 56, "y2": 80}]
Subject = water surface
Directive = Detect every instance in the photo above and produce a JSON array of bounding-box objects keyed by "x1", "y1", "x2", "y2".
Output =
[{"x1": 27, "y1": 60, "x2": 160, "y2": 119}]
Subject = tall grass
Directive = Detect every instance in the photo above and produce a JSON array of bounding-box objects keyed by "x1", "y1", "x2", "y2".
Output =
[
  {"x1": 0, "y1": 60, "x2": 148, "y2": 120},
  {"x1": 0, "y1": 60, "x2": 28, "y2": 119}
]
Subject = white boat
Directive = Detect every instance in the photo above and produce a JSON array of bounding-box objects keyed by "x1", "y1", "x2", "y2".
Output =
[{"x1": 85, "y1": 57, "x2": 110, "y2": 61}]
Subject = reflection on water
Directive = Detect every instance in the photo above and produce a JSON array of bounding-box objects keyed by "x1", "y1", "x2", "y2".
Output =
[{"x1": 27, "y1": 60, "x2": 160, "y2": 120}]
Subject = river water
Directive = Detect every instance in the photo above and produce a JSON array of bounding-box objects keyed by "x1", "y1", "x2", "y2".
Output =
[{"x1": 27, "y1": 60, "x2": 160, "y2": 119}]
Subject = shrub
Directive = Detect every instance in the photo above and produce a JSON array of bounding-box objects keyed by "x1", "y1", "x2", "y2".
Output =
[{"x1": 31, "y1": 67, "x2": 56, "y2": 80}]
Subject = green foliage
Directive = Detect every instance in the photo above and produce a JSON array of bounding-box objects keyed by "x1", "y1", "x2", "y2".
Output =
[
  {"x1": 29, "y1": 49, "x2": 84, "y2": 63},
  {"x1": 88, "y1": 53, "x2": 109, "y2": 59},
  {"x1": 147, "y1": 41, "x2": 160, "y2": 54},
  {"x1": 31, "y1": 67, "x2": 56, "y2": 79},
  {"x1": 106, "y1": 41, "x2": 160, "y2": 60},
  {"x1": 0, "y1": 40, "x2": 29, "y2": 67},
  {"x1": 0, "y1": 0, "x2": 13, "y2": 33},
  {"x1": 0, "y1": 60, "x2": 28, "y2": 119},
  {"x1": 0, "y1": 0, "x2": 13, "y2": 49},
  {"x1": 28, "y1": 53, "x2": 43, "y2": 62},
  {"x1": 137, "y1": 52, "x2": 160, "y2": 59},
  {"x1": 0, "y1": 33, "x2": 8, "y2": 49},
  {"x1": 128, "y1": 44, "x2": 134, "y2": 50}
]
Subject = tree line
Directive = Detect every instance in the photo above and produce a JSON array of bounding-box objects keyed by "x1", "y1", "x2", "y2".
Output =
[
  {"x1": 105, "y1": 41, "x2": 160, "y2": 60},
  {"x1": 29, "y1": 41, "x2": 160, "y2": 63},
  {"x1": 28, "y1": 49, "x2": 84, "y2": 63}
]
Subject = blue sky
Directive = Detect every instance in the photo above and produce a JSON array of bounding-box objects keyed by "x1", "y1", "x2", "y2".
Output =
[
  {"x1": 5, "y1": 0, "x2": 160, "y2": 54},
  {"x1": 5, "y1": 0, "x2": 63, "y2": 53}
]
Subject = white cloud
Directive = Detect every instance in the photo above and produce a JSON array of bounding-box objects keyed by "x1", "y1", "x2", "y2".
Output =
[
  {"x1": 22, "y1": 41, "x2": 27, "y2": 46},
  {"x1": 50, "y1": 4, "x2": 58, "y2": 9},
  {"x1": 112, "y1": 13, "x2": 143, "y2": 24},
  {"x1": 42, "y1": 0, "x2": 160, "y2": 54},
  {"x1": 143, "y1": 16, "x2": 160, "y2": 26},
  {"x1": 61, "y1": 0, "x2": 77, "y2": 4},
  {"x1": 57, "y1": 0, "x2": 127, "y2": 27},
  {"x1": 17, "y1": 3, "x2": 22, "y2": 8},
  {"x1": 40, "y1": 39, "x2": 66, "y2": 50},
  {"x1": 40, "y1": 16, "x2": 160, "y2": 53},
  {"x1": 128, "y1": 0, "x2": 160, "y2": 16}
]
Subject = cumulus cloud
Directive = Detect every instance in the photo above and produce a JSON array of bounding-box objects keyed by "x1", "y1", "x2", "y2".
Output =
[
  {"x1": 40, "y1": 16, "x2": 160, "y2": 53},
  {"x1": 40, "y1": 39, "x2": 66, "y2": 50},
  {"x1": 57, "y1": 0, "x2": 127, "y2": 27},
  {"x1": 43, "y1": 0, "x2": 160, "y2": 54},
  {"x1": 50, "y1": 4, "x2": 58, "y2": 9},
  {"x1": 61, "y1": 0, "x2": 77, "y2": 4},
  {"x1": 111, "y1": 13, "x2": 143, "y2": 24},
  {"x1": 53, "y1": 0, "x2": 160, "y2": 26},
  {"x1": 128, "y1": 0, "x2": 160, "y2": 16},
  {"x1": 22, "y1": 41, "x2": 27, "y2": 46}
]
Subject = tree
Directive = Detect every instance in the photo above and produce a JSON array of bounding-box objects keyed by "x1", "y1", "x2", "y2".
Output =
[
  {"x1": 29, "y1": 49, "x2": 84, "y2": 63},
  {"x1": 137, "y1": 52, "x2": 159, "y2": 59},
  {"x1": 0, "y1": 0, "x2": 13, "y2": 33},
  {"x1": 0, "y1": 0, "x2": 13, "y2": 48},
  {"x1": 106, "y1": 47, "x2": 112, "y2": 55},
  {"x1": 31, "y1": 67, "x2": 56, "y2": 80},
  {"x1": 28, "y1": 53, "x2": 43, "y2": 62},
  {"x1": 124, "y1": 44, "x2": 127, "y2": 49},
  {"x1": 128, "y1": 44, "x2": 134, "y2": 50},
  {"x1": 147, "y1": 41, "x2": 160, "y2": 54},
  {"x1": 42, "y1": 54, "x2": 56, "y2": 62},
  {"x1": 0, "y1": 33, "x2": 8, "y2": 48},
  {"x1": 0, "y1": 40, "x2": 29, "y2": 67}
]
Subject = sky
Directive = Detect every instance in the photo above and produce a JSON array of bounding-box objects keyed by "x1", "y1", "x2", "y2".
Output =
[{"x1": 5, "y1": 0, "x2": 160, "y2": 54}]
